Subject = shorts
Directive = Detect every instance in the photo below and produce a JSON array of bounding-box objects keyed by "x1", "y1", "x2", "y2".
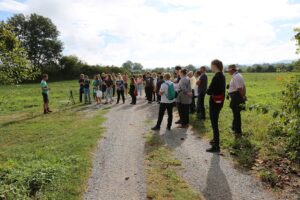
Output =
[{"x1": 42, "y1": 93, "x2": 49, "y2": 103}]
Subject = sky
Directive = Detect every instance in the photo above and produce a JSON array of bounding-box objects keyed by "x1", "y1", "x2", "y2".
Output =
[{"x1": 0, "y1": 0, "x2": 300, "y2": 68}]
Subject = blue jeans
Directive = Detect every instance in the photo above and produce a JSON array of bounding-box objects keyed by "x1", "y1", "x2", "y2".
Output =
[
  {"x1": 84, "y1": 88, "x2": 91, "y2": 104},
  {"x1": 137, "y1": 84, "x2": 143, "y2": 97},
  {"x1": 105, "y1": 87, "x2": 113, "y2": 102}
]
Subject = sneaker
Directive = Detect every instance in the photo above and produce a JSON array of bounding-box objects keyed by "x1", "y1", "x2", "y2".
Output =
[
  {"x1": 206, "y1": 146, "x2": 220, "y2": 153},
  {"x1": 151, "y1": 126, "x2": 160, "y2": 131},
  {"x1": 47, "y1": 109, "x2": 53, "y2": 113}
]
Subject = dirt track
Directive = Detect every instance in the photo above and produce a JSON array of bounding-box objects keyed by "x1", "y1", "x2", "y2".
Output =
[{"x1": 84, "y1": 99, "x2": 293, "y2": 200}]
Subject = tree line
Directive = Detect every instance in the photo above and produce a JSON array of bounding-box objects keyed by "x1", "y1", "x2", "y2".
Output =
[{"x1": 1, "y1": 13, "x2": 299, "y2": 84}]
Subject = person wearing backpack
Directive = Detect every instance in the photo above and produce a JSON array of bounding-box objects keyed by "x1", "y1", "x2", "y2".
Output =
[{"x1": 151, "y1": 73, "x2": 176, "y2": 131}]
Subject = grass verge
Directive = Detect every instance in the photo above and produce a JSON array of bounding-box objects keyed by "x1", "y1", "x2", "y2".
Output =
[
  {"x1": 145, "y1": 133, "x2": 202, "y2": 200},
  {"x1": 0, "y1": 105, "x2": 107, "y2": 199}
]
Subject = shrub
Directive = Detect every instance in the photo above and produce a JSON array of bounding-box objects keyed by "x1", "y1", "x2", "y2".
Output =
[{"x1": 268, "y1": 75, "x2": 300, "y2": 163}]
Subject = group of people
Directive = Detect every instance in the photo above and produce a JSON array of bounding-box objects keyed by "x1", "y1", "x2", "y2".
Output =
[
  {"x1": 40, "y1": 59, "x2": 246, "y2": 152},
  {"x1": 150, "y1": 60, "x2": 246, "y2": 153}
]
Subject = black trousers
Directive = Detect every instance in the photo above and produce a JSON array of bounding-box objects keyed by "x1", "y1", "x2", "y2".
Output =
[
  {"x1": 190, "y1": 89, "x2": 196, "y2": 113},
  {"x1": 130, "y1": 92, "x2": 136, "y2": 104},
  {"x1": 117, "y1": 90, "x2": 125, "y2": 103},
  {"x1": 229, "y1": 92, "x2": 244, "y2": 134},
  {"x1": 157, "y1": 93, "x2": 161, "y2": 102},
  {"x1": 113, "y1": 85, "x2": 116, "y2": 97},
  {"x1": 145, "y1": 87, "x2": 153, "y2": 102},
  {"x1": 178, "y1": 103, "x2": 190, "y2": 125},
  {"x1": 209, "y1": 100, "x2": 223, "y2": 148},
  {"x1": 197, "y1": 93, "x2": 206, "y2": 119},
  {"x1": 156, "y1": 103, "x2": 173, "y2": 128},
  {"x1": 79, "y1": 88, "x2": 84, "y2": 103}
]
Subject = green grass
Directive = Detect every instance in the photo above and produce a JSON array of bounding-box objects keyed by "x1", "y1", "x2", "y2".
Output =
[
  {"x1": 190, "y1": 73, "x2": 296, "y2": 168},
  {"x1": 0, "y1": 80, "x2": 107, "y2": 199},
  {"x1": 145, "y1": 133, "x2": 202, "y2": 200}
]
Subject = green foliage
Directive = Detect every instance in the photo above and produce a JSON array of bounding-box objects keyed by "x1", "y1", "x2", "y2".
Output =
[
  {"x1": 259, "y1": 170, "x2": 278, "y2": 187},
  {"x1": 268, "y1": 75, "x2": 300, "y2": 163},
  {"x1": 7, "y1": 13, "x2": 63, "y2": 71},
  {"x1": 0, "y1": 22, "x2": 37, "y2": 84},
  {"x1": 295, "y1": 28, "x2": 300, "y2": 54},
  {"x1": 122, "y1": 60, "x2": 143, "y2": 72}
]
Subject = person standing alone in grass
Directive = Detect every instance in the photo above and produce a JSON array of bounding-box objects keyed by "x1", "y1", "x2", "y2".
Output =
[
  {"x1": 206, "y1": 59, "x2": 226, "y2": 153},
  {"x1": 152, "y1": 73, "x2": 176, "y2": 131},
  {"x1": 197, "y1": 66, "x2": 208, "y2": 120},
  {"x1": 79, "y1": 74, "x2": 85, "y2": 103},
  {"x1": 228, "y1": 64, "x2": 246, "y2": 138},
  {"x1": 84, "y1": 75, "x2": 91, "y2": 104},
  {"x1": 40, "y1": 74, "x2": 52, "y2": 114}
]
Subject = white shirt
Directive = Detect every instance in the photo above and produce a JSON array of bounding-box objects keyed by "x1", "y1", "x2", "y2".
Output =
[
  {"x1": 189, "y1": 76, "x2": 197, "y2": 90},
  {"x1": 228, "y1": 72, "x2": 245, "y2": 93},
  {"x1": 160, "y1": 80, "x2": 175, "y2": 104}
]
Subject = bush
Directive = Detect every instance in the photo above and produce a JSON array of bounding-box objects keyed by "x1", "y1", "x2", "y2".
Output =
[{"x1": 268, "y1": 75, "x2": 300, "y2": 163}]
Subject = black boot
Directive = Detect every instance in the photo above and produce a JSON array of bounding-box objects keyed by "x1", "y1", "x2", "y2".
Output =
[{"x1": 206, "y1": 146, "x2": 220, "y2": 153}]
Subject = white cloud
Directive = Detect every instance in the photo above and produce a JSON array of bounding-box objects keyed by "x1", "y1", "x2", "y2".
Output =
[
  {"x1": 1, "y1": 0, "x2": 300, "y2": 67},
  {"x1": 0, "y1": 0, "x2": 27, "y2": 12}
]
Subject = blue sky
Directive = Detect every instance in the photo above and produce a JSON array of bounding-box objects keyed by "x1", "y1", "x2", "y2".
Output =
[{"x1": 1, "y1": 0, "x2": 300, "y2": 68}]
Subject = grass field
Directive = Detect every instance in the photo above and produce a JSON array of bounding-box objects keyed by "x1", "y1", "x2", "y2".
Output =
[
  {"x1": 0, "y1": 73, "x2": 296, "y2": 199},
  {"x1": 0, "y1": 81, "x2": 108, "y2": 199}
]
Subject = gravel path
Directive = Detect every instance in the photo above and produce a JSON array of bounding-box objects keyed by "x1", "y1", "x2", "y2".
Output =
[
  {"x1": 153, "y1": 106, "x2": 291, "y2": 200},
  {"x1": 85, "y1": 99, "x2": 291, "y2": 200},
  {"x1": 84, "y1": 99, "x2": 157, "y2": 200}
]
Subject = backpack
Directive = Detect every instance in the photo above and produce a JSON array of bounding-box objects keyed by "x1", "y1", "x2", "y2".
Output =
[{"x1": 165, "y1": 82, "x2": 175, "y2": 100}]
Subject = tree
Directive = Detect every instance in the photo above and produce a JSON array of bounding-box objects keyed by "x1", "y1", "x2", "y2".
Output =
[
  {"x1": 0, "y1": 22, "x2": 36, "y2": 84},
  {"x1": 122, "y1": 60, "x2": 134, "y2": 71},
  {"x1": 185, "y1": 64, "x2": 196, "y2": 72},
  {"x1": 295, "y1": 28, "x2": 300, "y2": 54},
  {"x1": 132, "y1": 62, "x2": 143, "y2": 71},
  {"x1": 7, "y1": 13, "x2": 63, "y2": 71}
]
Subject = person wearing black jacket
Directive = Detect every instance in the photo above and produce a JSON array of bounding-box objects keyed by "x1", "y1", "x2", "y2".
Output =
[
  {"x1": 129, "y1": 77, "x2": 137, "y2": 105},
  {"x1": 156, "y1": 75, "x2": 164, "y2": 103},
  {"x1": 206, "y1": 59, "x2": 226, "y2": 153}
]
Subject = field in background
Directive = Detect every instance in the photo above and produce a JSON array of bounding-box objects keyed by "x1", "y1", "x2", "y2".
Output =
[{"x1": 0, "y1": 73, "x2": 296, "y2": 199}]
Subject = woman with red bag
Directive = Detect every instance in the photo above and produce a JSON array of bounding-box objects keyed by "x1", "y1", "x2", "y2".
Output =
[
  {"x1": 206, "y1": 59, "x2": 226, "y2": 153},
  {"x1": 129, "y1": 77, "x2": 137, "y2": 105}
]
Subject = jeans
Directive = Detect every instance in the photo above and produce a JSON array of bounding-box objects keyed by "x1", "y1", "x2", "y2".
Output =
[
  {"x1": 105, "y1": 87, "x2": 113, "y2": 102},
  {"x1": 156, "y1": 103, "x2": 174, "y2": 128},
  {"x1": 197, "y1": 93, "x2": 206, "y2": 119},
  {"x1": 209, "y1": 99, "x2": 223, "y2": 148},
  {"x1": 137, "y1": 84, "x2": 143, "y2": 97},
  {"x1": 178, "y1": 103, "x2": 190, "y2": 125},
  {"x1": 117, "y1": 90, "x2": 125, "y2": 103},
  {"x1": 84, "y1": 88, "x2": 91, "y2": 104}
]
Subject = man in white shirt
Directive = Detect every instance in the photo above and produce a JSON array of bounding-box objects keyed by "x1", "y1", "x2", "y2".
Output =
[
  {"x1": 152, "y1": 73, "x2": 175, "y2": 131},
  {"x1": 228, "y1": 65, "x2": 246, "y2": 136}
]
